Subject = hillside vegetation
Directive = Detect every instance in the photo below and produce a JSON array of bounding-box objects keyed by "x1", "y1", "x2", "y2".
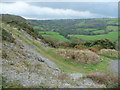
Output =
[
  {"x1": 29, "y1": 18, "x2": 118, "y2": 39},
  {"x1": 28, "y1": 18, "x2": 118, "y2": 49},
  {"x1": 1, "y1": 14, "x2": 119, "y2": 88},
  {"x1": 1, "y1": 14, "x2": 43, "y2": 39}
]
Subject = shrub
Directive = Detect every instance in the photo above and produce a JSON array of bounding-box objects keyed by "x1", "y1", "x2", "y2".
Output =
[
  {"x1": 2, "y1": 50, "x2": 8, "y2": 59},
  {"x1": 98, "y1": 49, "x2": 118, "y2": 58},
  {"x1": 69, "y1": 42, "x2": 78, "y2": 48},
  {"x1": 2, "y1": 28, "x2": 15, "y2": 43},
  {"x1": 39, "y1": 83, "x2": 47, "y2": 88},
  {"x1": 88, "y1": 48, "x2": 98, "y2": 53},
  {"x1": 86, "y1": 72, "x2": 119, "y2": 88},
  {"x1": 88, "y1": 45, "x2": 103, "y2": 53},
  {"x1": 74, "y1": 45, "x2": 86, "y2": 50},
  {"x1": 43, "y1": 37, "x2": 70, "y2": 48},
  {"x1": 84, "y1": 39, "x2": 116, "y2": 49},
  {"x1": 58, "y1": 73, "x2": 70, "y2": 81},
  {"x1": 55, "y1": 42, "x2": 70, "y2": 48},
  {"x1": 57, "y1": 49, "x2": 100, "y2": 65},
  {"x1": 43, "y1": 37, "x2": 58, "y2": 47}
]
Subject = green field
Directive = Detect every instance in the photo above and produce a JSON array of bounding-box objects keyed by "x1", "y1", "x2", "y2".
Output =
[
  {"x1": 107, "y1": 19, "x2": 118, "y2": 25},
  {"x1": 106, "y1": 26, "x2": 118, "y2": 31},
  {"x1": 83, "y1": 28, "x2": 97, "y2": 31},
  {"x1": 39, "y1": 31, "x2": 59, "y2": 35},
  {"x1": 68, "y1": 32, "x2": 118, "y2": 41},
  {"x1": 93, "y1": 30, "x2": 105, "y2": 34},
  {"x1": 39, "y1": 31, "x2": 69, "y2": 41},
  {"x1": 75, "y1": 22, "x2": 85, "y2": 26},
  {"x1": 33, "y1": 26, "x2": 40, "y2": 29},
  {"x1": 33, "y1": 26, "x2": 44, "y2": 30}
]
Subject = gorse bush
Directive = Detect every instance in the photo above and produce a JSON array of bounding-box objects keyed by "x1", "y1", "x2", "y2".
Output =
[
  {"x1": 43, "y1": 37, "x2": 58, "y2": 48},
  {"x1": 88, "y1": 45, "x2": 103, "y2": 53},
  {"x1": 2, "y1": 50, "x2": 9, "y2": 59},
  {"x1": 57, "y1": 49, "x2": 100, "y2": 65},
  {"x1": 74, "y1": 45, "x2": 86, "y2": 50},
  {"x1": 2, "y1": 28, "x2": 15, "y2": 43},
  {"x1": 43, "y1": 37, "x2": 70, "y2": 48},
  {"x1": 98, "y1": 49, "x2": 118, "y2": 58},
  {"x1": 84, "y1": 39, "x2": 116, "y2": 49}
]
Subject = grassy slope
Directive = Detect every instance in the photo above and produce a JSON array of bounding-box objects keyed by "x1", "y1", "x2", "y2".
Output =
[{"x1": 68, "y1": 32, "x2": 118, "y2": 41}]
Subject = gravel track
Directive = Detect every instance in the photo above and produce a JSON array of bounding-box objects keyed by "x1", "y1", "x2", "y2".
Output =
[{"x1": 109, "y1": 60, "x2": 119, "y2": 74}]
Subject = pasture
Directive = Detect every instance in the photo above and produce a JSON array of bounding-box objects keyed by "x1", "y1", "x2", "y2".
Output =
[{"x1": 68, "y1": 32, "x2": 118, "y2": 41}]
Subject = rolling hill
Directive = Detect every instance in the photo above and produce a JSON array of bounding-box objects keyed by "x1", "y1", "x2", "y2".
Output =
[
  {"x1": 1, "y1": 14, "x2": 119, "y2": 88},
  {"x1": 28, "y1": 18, "x2": 118, "y2": 41}
]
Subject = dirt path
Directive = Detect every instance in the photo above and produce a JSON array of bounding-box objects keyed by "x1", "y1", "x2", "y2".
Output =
[{"x1": 109, "y1": 60, "x2": 119, "y2": 74}]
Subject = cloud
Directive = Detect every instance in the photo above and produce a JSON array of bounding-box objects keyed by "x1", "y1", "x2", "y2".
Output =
[
  {"x1": 0, "y1": 2, "x2": 111, "y2": 19},
  {"x1": 1, "y1": 0, "x2": 119, "y2": 2}
]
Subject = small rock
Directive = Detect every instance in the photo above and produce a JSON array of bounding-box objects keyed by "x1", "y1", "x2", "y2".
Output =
[
  {"x1": 37, "y1": 57, "x2": 44, "y2": 62},
  {"x1": 63, "y1": 83, "x2": 71, "y2": 87},
  {"x1": 10, "y1": 63, "x2": 14, "y2": 65},
  {"x1": 67, "y1": 73, "x2": 83, "y2": 80},
  {"x1": 83, "y1": 78, "x2": 96, "y2": 86},
  {"x1": 54, "y1": 68, "x2": 60, "y2": 72},
  {"x1": 20, "y1": 46, "x2": 24, "y2": 49}
]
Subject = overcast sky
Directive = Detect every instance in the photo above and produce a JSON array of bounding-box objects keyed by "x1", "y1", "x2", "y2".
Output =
[{"x1": 0, "y1": 1, "x2": 118, "y2": 19}]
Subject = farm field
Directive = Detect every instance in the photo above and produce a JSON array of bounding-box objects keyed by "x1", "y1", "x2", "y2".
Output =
[
  {"x1": 93, "y1": 30, "x2": 105, "y2": 34},
  {"x1": 29, "y1": 18, "x2": 118, "y2": 41},
  {"x1": 81, "y1": 28, "x2": 97, "y2": 31},
  {"x1": 68, "y1": 31, "x2": 118, "y2": 41},
  {"x1": 106, "y1": 26, "x2": 118, "y2": 31},
  {"x1": 39, "y1": 31, "x2": 69, "y2": 41}
]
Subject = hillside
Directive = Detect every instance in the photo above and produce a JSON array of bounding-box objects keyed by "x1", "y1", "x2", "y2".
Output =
[
  {"x1": 28, "y1": 18, "x2": 118, "y2": 41},
  {"x1": 1, "y1": 14, "x2": 119, "y2": 88},
  {"x1": 1, "y1": 14, "x2": 43, "y2": 40}
]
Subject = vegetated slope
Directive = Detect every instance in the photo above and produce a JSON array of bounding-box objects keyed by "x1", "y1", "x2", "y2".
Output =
[
  {"x1": 1, "y1": 14, "x2": 43, "y2": 39},
  {"x1": 28, "y1": 18, "x2": 118, "y2": 37},
  {"x1": 1, "y1": 14, "x2": 118, "y2": 88},
  {"x1": 28, "y1": 18, "x2": 118, "y2": 49}
]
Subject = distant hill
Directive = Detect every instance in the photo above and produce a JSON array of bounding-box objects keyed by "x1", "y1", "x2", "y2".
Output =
[
  {"x1": 28, "y1": 18, "x2": 118, "y2": 37},
  {"x1": 1, "y1": 14, "x2": 43, "y2": 39}
]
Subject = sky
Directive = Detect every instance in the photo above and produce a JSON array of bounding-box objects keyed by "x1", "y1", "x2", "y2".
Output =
[
  {"x1": 1, "y1": 0, "x2": 119, "y2": 2},
  {"x1": 0, "y1": 1, "x2": 118, "y2": 19}
]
